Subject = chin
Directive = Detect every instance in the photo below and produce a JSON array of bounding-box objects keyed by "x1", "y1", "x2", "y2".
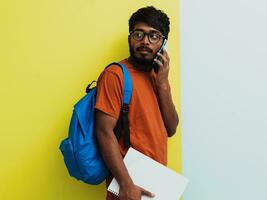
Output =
[
  {"x1": 135, "y1": 58, "x2": 153, "y2": 72},
  {"x1": 134, "y1": 53, "x2": 154, "y2": 65},
  {"x1": 137, "y1": 58, "x2": 153, "y2": 66}
]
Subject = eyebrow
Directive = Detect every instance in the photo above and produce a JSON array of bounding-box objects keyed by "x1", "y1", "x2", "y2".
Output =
[{"x1": 132, "y1": 28, "x2": 161, "y2": 34}]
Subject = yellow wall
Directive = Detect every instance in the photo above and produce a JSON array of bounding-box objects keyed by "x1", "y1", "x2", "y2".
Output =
[{"x1": 0, "y1": 0, "x2": 181, "y2": 199}]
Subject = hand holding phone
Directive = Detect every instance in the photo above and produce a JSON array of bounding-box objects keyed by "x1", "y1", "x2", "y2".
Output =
[{"x1": 152, "y1": 39, "x2": 168, "y2": 73}]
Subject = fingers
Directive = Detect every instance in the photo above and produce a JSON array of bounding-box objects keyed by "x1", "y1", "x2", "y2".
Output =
[
  {"x1": 154, "y1": 51, "x2": 169, "y2": 74},
  {"x1": 140, "y1": 187, "x2": 155, "y2": 198},
  {"x1": 153, "y1": 57, "x2": 164, "y2": 69},
  {"x1": 155, "y1": 49, "x2": 169, "y2": 66},
  {"x1": 155, "y1": 53, "x2": 167, "y2": 65},
  {"x1": 163, "y1": 48, "x2": 170, "y2": 60}
]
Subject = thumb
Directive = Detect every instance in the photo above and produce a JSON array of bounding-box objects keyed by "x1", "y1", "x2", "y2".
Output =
[{"x1": 140, "y1": 187, "x2": 155, "y2": 198}]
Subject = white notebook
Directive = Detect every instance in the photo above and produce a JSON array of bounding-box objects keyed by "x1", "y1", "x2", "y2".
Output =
[{"x1": 107, "y1": 148, "x2": 189, "y2": 200}]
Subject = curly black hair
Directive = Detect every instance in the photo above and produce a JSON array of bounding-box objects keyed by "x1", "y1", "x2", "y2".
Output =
[{"x1": 129, "y1": 6, "x2": 170, "y2": 39}]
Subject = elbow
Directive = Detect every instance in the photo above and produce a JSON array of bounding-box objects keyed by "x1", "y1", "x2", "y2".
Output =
[
  {"x1": 167, "y1": 127, "x2": 177, "y2": 137},
  {"x1": 167, "y1": 117, "x2": 179, "y2": 137}
]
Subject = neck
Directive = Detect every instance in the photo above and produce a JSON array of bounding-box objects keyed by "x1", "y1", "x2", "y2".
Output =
[{"x1": 127, "y1": 56, "x2": 152, "y2": 72}]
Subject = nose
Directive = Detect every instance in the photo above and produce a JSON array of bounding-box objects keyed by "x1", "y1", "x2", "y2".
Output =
[{"x1": 141, "y1": 34, "x2": 150, "y2": 45}]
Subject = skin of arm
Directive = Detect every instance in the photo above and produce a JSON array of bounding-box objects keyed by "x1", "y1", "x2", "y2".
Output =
[
  {"x1": 95, "y1": 110, "x2": 154, "y2": 200},
  {"x1": 153, "y1": 49, "x2": 179, "y2": 137}
]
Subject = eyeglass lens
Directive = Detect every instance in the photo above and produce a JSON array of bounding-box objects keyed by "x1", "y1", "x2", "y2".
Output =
[{"x1": 131, "y1": 30, "x2": 163, "y2": 43}]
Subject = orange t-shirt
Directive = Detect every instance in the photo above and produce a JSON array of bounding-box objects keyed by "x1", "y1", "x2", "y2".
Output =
[{"x1": 95, "y1": 59, "x2": 168, "y2": 200}]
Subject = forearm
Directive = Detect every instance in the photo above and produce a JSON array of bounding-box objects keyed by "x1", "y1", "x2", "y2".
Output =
[
  {"x1": 156, "y1": 81, "x2": 179, "y2": 137},
  {"x1": 95, "y1": 127, "x2": 133, "y2": 187},
  {"x1": 96, "y1": 127, "x2": 154, "y2": 198}
]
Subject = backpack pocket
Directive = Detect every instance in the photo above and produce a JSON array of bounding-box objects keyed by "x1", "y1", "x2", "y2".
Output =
[{"x1": 59, "y1": 138, "x2": 82, "y2": 180}]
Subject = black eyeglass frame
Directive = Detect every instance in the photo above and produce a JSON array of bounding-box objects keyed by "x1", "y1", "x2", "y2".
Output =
[{"x1": 129, "y1": 29, "x2": 166, "y2": 44}]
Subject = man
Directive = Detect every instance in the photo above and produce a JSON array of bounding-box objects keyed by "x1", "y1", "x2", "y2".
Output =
[{"x1": 95, "y1": 6, "x2": 178, "y2": 200}]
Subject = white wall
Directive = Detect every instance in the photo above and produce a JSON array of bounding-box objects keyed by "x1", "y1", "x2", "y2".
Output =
[{"x1": 180, "y1": 0, "x2": 267, "y2": 199}]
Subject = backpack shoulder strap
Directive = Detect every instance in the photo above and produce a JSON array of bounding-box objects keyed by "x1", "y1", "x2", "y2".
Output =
[
  {"x1": 106, "y1": 62, "x2": 132, "y2": 148},
  {"x1": 106, "y1": 62, "x2": 132, "y2": 105}
]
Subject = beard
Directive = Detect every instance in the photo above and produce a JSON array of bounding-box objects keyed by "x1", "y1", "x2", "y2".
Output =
[{"x1": 129, "y1": 45, "x2": 154, "y2": 71}]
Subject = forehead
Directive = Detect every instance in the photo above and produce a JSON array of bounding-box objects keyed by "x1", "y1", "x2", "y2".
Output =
[{"x1": 133, "y1": 22, "x2": 160, "y2": 33}]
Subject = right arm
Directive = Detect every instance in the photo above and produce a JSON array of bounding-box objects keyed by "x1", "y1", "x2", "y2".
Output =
[
  {"x1": 94, "y1": 68, "x2": 154, "y2": 199},
  {"x1": 95, "y1": 110, "x2": 154, "y2": 200}
]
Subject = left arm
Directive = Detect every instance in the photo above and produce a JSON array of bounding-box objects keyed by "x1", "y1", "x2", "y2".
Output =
[{"x1": 153, "y1": 49, "x2": 179, "y2": 137}]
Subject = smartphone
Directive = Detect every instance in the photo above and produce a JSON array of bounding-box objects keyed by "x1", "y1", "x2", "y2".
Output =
[{"x1": 152, "y1": 39, "x2": 168, "y2": 73}]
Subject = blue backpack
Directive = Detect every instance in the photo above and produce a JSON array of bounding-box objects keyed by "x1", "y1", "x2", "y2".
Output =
[{"x1": 59, "y1": 62, "x2": 132, "y2": 185}]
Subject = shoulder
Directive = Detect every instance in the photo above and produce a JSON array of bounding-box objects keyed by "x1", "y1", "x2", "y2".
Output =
[
  {"x1": 105, "y1": 59, "x2": 133, "y2": 76},
  {"x1": 105, "y1": 63, "x2": 123, "y2": 78},
  {"x1": 96, "y1": 63, "x2": 124, "y2": 83},
  {"x1": 97, "y1": 63, "x2": 126, "y2": 89}
]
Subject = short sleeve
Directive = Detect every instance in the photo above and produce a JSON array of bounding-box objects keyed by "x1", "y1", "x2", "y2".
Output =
[{"x1": 95, "y1": 68, "x2": 123, "y2": 120}]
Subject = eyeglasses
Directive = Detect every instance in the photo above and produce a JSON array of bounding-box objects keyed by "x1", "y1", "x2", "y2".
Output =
[{"x1": 130, "y1": 30, "x2": 165, "y2": 44}]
